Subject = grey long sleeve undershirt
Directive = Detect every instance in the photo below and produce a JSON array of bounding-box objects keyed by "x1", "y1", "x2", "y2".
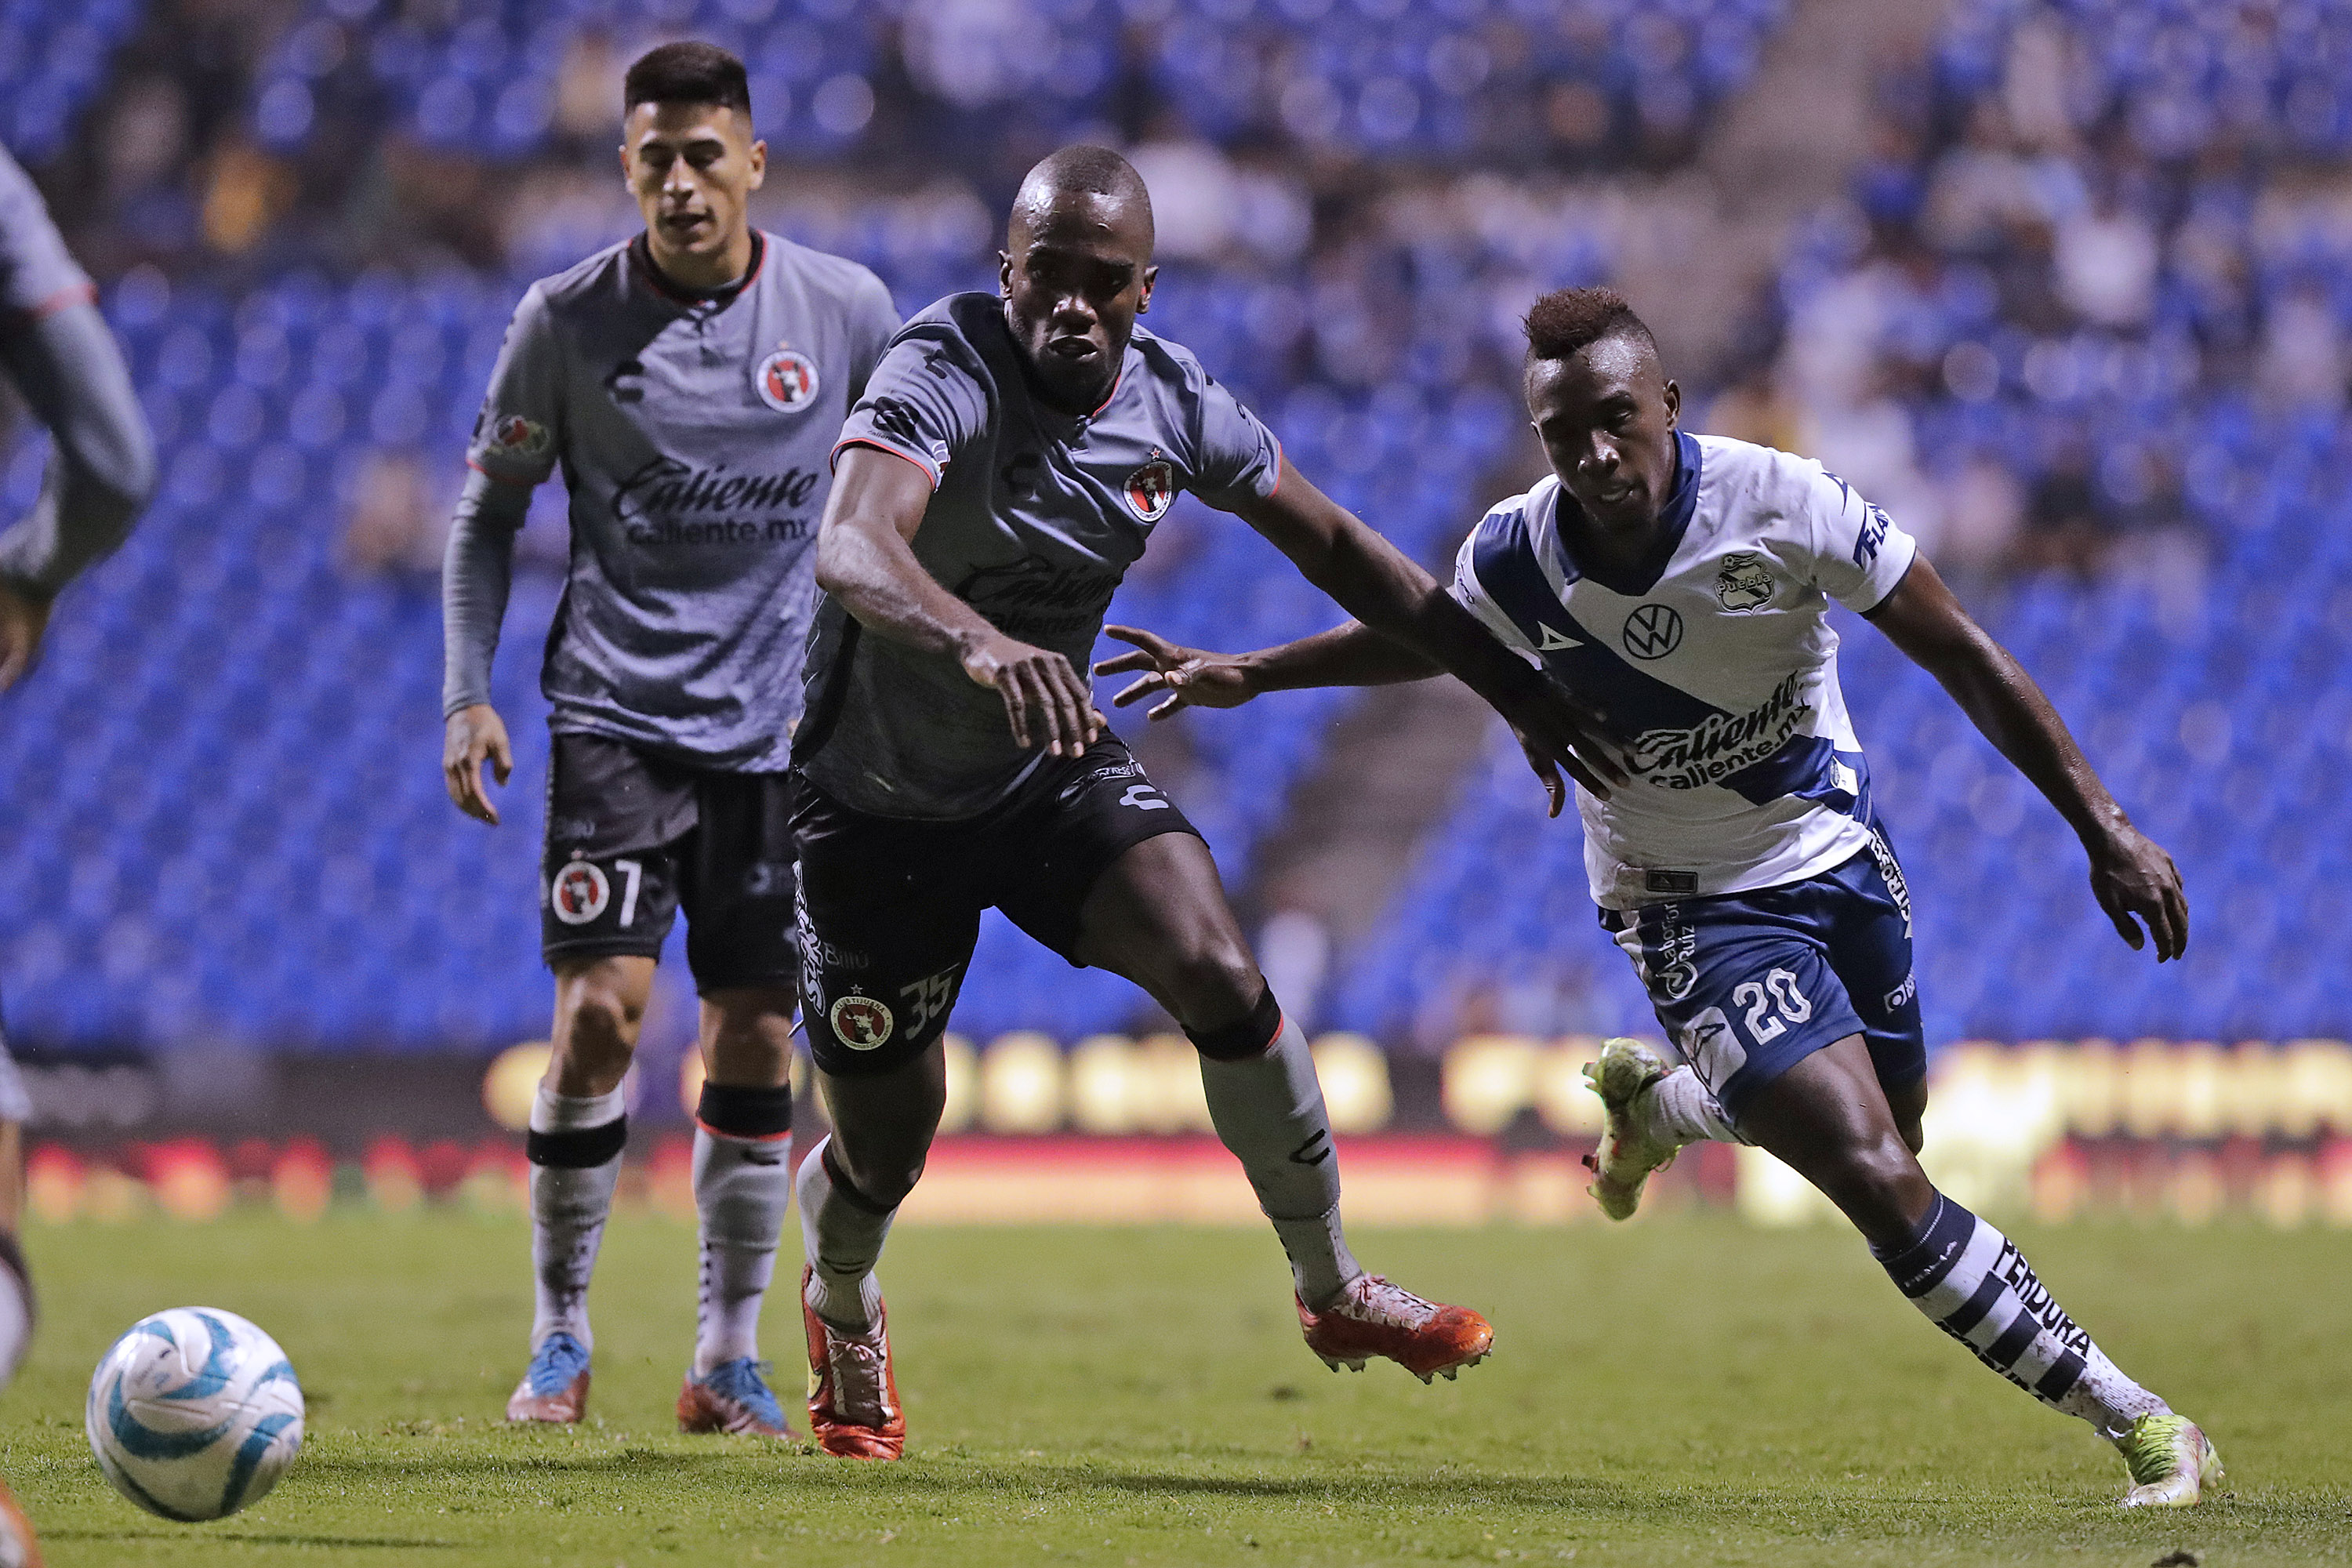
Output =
[
  {"x1": 0, "y1": 300, "x2": 155, "y2": 598},
  {"x1": 440, "y1": 467, "x2": 535, "y2": 717}
]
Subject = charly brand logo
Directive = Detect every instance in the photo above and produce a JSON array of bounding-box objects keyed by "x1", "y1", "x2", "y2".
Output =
[
  {"x1": 829, "y1": 992, "x2": 895, "y2": 1051},
  {"x1": 755, "y1": 344, "x2": 820, "y2": 412},
  {"x1": 550, "y1": 860, "x2": 610, "y2": 925},
  {"x1": 1124, "y1": 455, "x2": 1175, "y2": 521},
  {"x1": 1715, "y1": 552, "x2": 1775, "y2": 612},
  {"x1": 1622, "y1": 602, "x2": 1683, "y2": 659}
]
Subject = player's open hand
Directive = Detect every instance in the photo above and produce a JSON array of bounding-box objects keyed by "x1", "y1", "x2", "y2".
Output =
[
  {"x1": 961, "y1": 631, "x2": 1105, "y2": 757},
  {"x1": 0, "y1": 579, "x2": 52, "y2": 694},
  {"x1": 1093, "y1": 625, "x2": 1259, "y2": 720},
  {"x1": 1496, "y1": 676, "x2": 1630, "y2": 810},
  {"x1": 444, "y1": 703, "x2": 514, "y2": 825},
  {"x1": 2087, "y1": 822, "x2": 2188, "y2": 962}
]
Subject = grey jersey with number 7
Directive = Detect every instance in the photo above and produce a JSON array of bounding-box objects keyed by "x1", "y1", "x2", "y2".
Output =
[
  {"x1": 795, "y1": 291, "x2": 1283, "y2": 820},
  {"x1": 463, "y1": 232, "x2": 898, "y2": 771}
]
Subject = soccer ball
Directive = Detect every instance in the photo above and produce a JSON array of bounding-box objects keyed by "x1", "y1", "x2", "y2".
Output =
[{"x1": 85, "y1": 1308, "x2": 305, "y2": 1522}]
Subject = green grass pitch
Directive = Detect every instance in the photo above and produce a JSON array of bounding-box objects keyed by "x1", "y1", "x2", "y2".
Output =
[{"x1": 5, "y1": 1211, "x2": 2345, "y2": 1566}]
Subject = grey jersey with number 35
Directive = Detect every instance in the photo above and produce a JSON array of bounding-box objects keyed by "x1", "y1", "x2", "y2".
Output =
[{"x1": 795, "y1": 292, "x2": 1282, "y2": 820}]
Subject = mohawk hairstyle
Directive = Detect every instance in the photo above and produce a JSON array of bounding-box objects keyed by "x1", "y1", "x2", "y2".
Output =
[
  {"x1": 1523, "y1": 285, "x2": 1656, "y2": 364},
  {"x1": 624, "y1": 41, "x2": 752, "y2": 117}
]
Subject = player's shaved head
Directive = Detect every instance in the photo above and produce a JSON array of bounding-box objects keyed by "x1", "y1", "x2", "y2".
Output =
[
  {"x1": 999, "y1": 145, "x2": 1158, "y2": 416},
  {"x1": 1009, "y1": 145, "x2": 1155, "y2": 253}
]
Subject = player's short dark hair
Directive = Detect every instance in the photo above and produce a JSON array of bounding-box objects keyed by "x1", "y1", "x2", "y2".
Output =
[
  {"x1": 1523, "y1": 286, "x2": 1656, "y2": 365},
  {"x1": 624, "y1": 41, "x2": 752, "y2": 118}
]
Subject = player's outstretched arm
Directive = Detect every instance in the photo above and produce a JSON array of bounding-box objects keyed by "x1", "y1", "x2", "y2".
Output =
[
  {"x1": 1867, "y1": 554, "x2": 2187, "y2": 960},
  {"x1": 816, "y1": 444, "x2": 1105, "y2": 757},
  {"x1": 1094, "y1": 619, "x2": 1443, "y2": 719},
  {"x1": 0, "y1": 300, "x2": 157, "y2": 690},
  {"x1": 1214, "y1": 454, "x2": 1627, "y2": 798}
]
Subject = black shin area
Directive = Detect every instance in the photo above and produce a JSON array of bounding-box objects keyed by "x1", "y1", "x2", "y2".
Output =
[
  {"x1": 695, "y1": 1080, "x2": 792, "y2": 1138},
  {"x1": 1185, "y1": 985, "x2": 1283, "y2": 1062},
  {"x1": 526, "y1": 1117, "x2": 628, "y2": 1168}
]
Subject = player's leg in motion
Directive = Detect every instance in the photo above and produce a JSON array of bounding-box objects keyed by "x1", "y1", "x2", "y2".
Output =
[
  {"x1": 1687, "y1": 1036, "x2": 2219, "y2": 1507},
  {"x1": 795, "y1": 1049, "x2": 940, "y2": 1459},
  {"x1": 1073, "y1": 835, "x2": 1493, "y2": 1381},
  {"x1": 507, "y1": 956, "x2": 649, "y2": 1423},
  {"x1": 674, "y1": 986, "x2": 798, "y2": 1437}
]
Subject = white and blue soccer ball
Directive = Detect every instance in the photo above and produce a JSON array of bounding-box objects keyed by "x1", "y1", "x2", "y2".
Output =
[{"x1": 85, "y1": 1307, "x2": 305, "y2": 1522}]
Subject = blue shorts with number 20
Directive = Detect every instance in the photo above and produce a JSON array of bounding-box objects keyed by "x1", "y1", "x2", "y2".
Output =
[{"x1": 1599, "y1": 827, "x2": 1926, "y2": 1123}]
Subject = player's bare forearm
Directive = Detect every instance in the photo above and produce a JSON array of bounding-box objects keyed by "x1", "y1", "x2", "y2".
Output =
[
  {"x1": 1223, "y1": 458, "x2": 1628, "y2": 795},
  {"x1": 1867, "y1": 557, "x2": 2120, "y2": 842},
  {"x1": 815, "y1": 445, "x2": 998, "y2": 660},
  {"x1": 817, "y1": 445, "x2": 1102, "y2": 755},
  {"x1": 1246, "y1": 621, "x2": 1443, "y2": 691},
  {"x1": 1869, "y1": 554, "x2": 2186, "y2": 958},
  {"x1": 1232, "y1": 461, "x2": 1556, "y2": 710}
]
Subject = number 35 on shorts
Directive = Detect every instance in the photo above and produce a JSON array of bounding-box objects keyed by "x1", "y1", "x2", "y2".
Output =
[{"x1": 1681, "y1": 967, "x2": 1813, "y2": 1088}]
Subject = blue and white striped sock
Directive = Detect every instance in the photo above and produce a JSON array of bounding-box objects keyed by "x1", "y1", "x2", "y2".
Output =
[{"x1": 1875, "y1": 1193, "x2": 2168, "y2": 1439}]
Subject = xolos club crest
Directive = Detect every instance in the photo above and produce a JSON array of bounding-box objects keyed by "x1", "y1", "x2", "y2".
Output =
[
  {"x1": 1123, "y1": 454, "x2": 1175, "y2": 521},
  {"x1": 488, "y1": 413, "x2": 549, "y2": 459},
  {"x1": 827, "y1": 991, "x2": 895, "y2": 1051},
  {"x1": 755, "y1": 343, "x2": 821, "y2": 412},
  {"x1": 550, "y1": 859, "x2": 610, "y2": 926}
]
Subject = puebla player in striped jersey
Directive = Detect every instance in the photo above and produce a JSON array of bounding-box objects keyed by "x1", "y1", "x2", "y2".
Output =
[
  {"x1": 439, "y1": 43, "x2": 898, "y2": 1441},
  {"x1": 1098, "y1": 286, "x2": 2222, "y2": 1508}
]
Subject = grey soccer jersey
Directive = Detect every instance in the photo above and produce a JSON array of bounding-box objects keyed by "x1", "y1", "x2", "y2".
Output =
[
  {"x1": 453, "y1": 231, "x2": 899, "y2": 770},
  {"x1": 796, "y1": 291, "x2": 1282, "y2": 818},
  {"x1": 0, "y1": 145, "x2": 93, "y2": 318}
]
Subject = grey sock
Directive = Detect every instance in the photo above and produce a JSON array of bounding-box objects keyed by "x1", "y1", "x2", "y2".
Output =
[
  {"x1": 794, "y1": 1135, "x2": 892, "y2": 1332},
  {"x1": 527, "y1": 1085, "x2": 626, "y2": 1352},
  {"x1": 1196, "y1": 1014, "x2": 1363, "y2": 1307}
]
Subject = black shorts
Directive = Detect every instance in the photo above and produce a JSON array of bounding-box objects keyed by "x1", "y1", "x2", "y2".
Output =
[
  {"x1": 793, "y1": 738, "x2": 1200, "y2": 1076},
  {"x1": 541, "y1": 732, "x2": 797, "y2": 993}
]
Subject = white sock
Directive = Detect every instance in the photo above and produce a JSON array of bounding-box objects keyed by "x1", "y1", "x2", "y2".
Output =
[
  {"x1": 1195, "y1": 1006, "x2": 1364, "y2": 1308},
  {"x1": 796, "y1": 1135, "x2": 891, "y2": 1332},
  {"x1": 0, "y1": 1230, "x2": 30, "y2": 1392},
  {"x1": 527, "y1": 1083, "x2": 626, "y2": 1353},
  {"x1": 1875, "y1": 1193, "x2": 2169, "y2": 1439},
  {"x1": 1653, "y1": 1065, "x2": 1742, "y2": 1145},
  {"x1": 692, "y1": 1127, "x2": 790, "y2": 1374}
]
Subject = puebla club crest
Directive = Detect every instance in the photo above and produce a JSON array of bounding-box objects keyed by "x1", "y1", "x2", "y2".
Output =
[
  {"x1": 756, "y1": 345, "x2": 820, "y2": 412},
  {"x1": 1124, "y1": 457, "x2": 1175, "y2": 521},
  {"x1": 550, "y1": 860, "x2": 610, "y2": 925},
  {"x1": 828, "y1": 992, "x2": 895, "y2": 1051},
  {"x1": 1715, "y1": 551, "x2": 1775, "y2": 612}
]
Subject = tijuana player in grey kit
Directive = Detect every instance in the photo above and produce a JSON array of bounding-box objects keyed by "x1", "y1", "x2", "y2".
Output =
[
  {"x1": 786, "y1": 146, "x2": 1626, "y2": 1458},
  {"x1": 0, "y1": 139, "x2": 157, "y2": 1559},
  {"x1": 437, "y1": 42, "x2": 898, "y2": 1439}
]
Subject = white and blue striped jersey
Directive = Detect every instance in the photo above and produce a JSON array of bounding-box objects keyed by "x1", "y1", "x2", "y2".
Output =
[{"x1": 1448, "y1": 430, "x2": 1918, "y2": 910}]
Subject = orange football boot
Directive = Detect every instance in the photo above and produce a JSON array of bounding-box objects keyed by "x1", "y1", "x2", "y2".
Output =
[
  {"x1": 801, "y1": 1268, "x2": 906, "y2": 1460},
  {"x1": 504, "y1": 1331, "x2": 590, "y2": 1423},
  {"x1": 1298, "y1": 1274, "x2": 1494, "y2": 1383},
  {"x1": 677, "y1": 1358, "x2": 797, "y2": 1438},
  {"x1": 0, "y1": 1474, "x2": 42, "y2": 1567}
]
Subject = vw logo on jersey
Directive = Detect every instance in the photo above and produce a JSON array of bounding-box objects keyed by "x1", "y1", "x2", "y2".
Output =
[
  {"x1": 1124, "y1": 457, "x2": 1175, "y2": 521},
  {"x1": 755, "y1": 345, "x2": 820, "y2": 413},
  {"x1": 550, "y1": 860, "x2": 610, "y2": 925},
  {"x1": 1622, "y1": 603, "x2": 1684, "y2": 660},
  {"x1": 828, "y1": 992, "x2": 895, "y2": 1051}
]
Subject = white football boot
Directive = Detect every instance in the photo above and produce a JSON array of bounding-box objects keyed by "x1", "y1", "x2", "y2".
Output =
[
  {"x1": 1581, "y1": 1037, "x2": 1700, "y2": 1221},
  {"x1": 2116, "y1": 1413, "x2": 2226, "y2": 1507}
]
